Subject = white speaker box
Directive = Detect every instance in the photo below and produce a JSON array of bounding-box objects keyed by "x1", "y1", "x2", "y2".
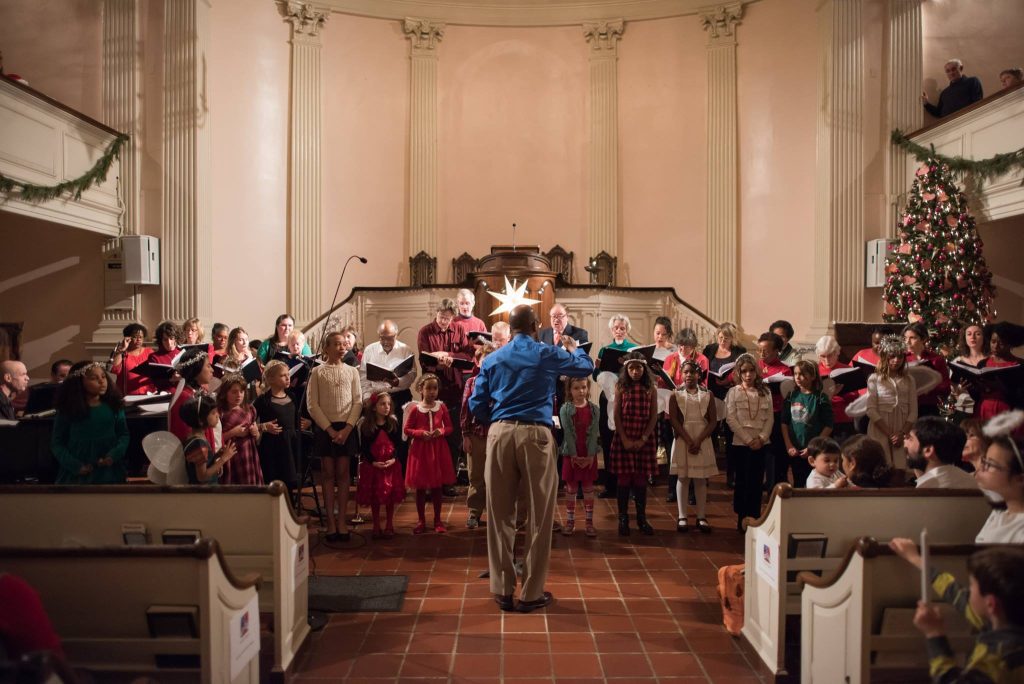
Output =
[{"x1": 122, "y1": 235, "x2": 160, "y2": 285}]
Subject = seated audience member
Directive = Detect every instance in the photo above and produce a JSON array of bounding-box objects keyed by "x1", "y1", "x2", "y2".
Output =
[
  {"x1": 52, "y1": 361, "x2": 129, "y2": 484},
  {"x1": 904, "y1": 416, "x2": 977, "y2": 489},
  {"x1": 211, "y1": 322, "x2": 230, "y2": 356},
  {"x1": 903, "y1": 322, "x2": 950, "y2": 417},
  {"x1": 805, "y1": 436, "x2": 842, "y2": 489},
  {"x1": 0, "y1": 360, "x2": 29, "y2": 419},
  {"x1": 816, "y1": 335, "x2": 857, "y2": 441},
  {"x1": 837, "y1": 435, "x2": 895, "y2": 489},
  {"x1": 110, "y1": 323, "x2": 155, "y2": 395},
  {"x1": 959, "y1": 418, "x2": 991, "y2": 472},
  {"x1": 490, "y1": 321, "x2": 511, "y2": 348},
  {"x1": 976, "y1": 322, "x2": 1024, "y2": 420},
  {"x1": 360, "y1": 319, "x2": 414, "y2": 409},
  {"x1": 887, "y1": 544, "x2": 1024, "y2": 682},
  {"x1": 922, "y1": 58, "x2": 983, "y2": 118},
  {"x1": 770, "y1": 320, "x2": 798, "y2": 366},
  {"x1": 0, "y1": 573, "x2": 67, "y2": 665},
  {"x1": 1000, "y1": 67, "x2": 1024, "y2": 89},
  {"x1": 540, "y1": 303, "x2": 589, "y2": 346},
  {"x1": 974, "y1": 412, "x2": 1024, "y2": 543},
  {"x1": 257, "y1": 314, "x2": 310, "y2": 364},
  {"x1": 452, "y1": 288, "x2": 487, "y2": 338},
  {"x1": 49, "y1": 359, "x2": 72, "y2": 383}
]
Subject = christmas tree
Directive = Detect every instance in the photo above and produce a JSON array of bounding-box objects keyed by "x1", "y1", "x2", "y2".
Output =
[{"x1": 883, "y1": 158, "x2": 994, "y2": 352}]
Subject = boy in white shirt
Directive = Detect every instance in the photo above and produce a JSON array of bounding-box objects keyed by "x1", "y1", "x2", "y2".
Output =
[{"x1": 805, "y1": 436, "x2": 844, "y2": 489}]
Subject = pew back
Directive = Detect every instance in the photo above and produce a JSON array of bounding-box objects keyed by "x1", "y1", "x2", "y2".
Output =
[
  {"x1": 742, "y1": 484, "x2": 989, "y2": 676},
  {"x1": 0, "y1": 540, "x2": 261, "y2": 683},
  {"x1": 0, "y1": 483, "x2": 310, "y2": 676},
  {"x1": 800, "y1": 538, "x2": 981, "y2": 684}
]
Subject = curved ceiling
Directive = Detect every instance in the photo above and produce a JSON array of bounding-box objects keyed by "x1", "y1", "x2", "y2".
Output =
[{"x1": 315, "y1": 0, "x2": 747, "y2": 27}]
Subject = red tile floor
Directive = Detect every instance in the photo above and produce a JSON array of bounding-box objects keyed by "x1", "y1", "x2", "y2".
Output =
[{"x1": 292, "y1": 477, "x2": 764, "y2": 683}]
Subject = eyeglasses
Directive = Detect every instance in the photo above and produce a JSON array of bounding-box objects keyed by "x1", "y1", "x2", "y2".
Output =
[
  {"x1": 550, "y1": 313, "x2": 567, "y2": 320},
  {"x1": 980, "y1": 457, "x2": 1009, "y2": 473}
]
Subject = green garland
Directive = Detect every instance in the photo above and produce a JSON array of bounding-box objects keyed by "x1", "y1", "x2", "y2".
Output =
[
  {"x1": 0, "y1": 134, "x2": 129, "y2": 203},
  {"x1": 891, "y1": 129, "x2": 1024, "y2": 183}
]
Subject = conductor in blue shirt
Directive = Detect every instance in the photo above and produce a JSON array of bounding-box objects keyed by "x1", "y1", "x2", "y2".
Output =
[{"x1": 470, "y1": 304, "x2": 594, "y2": 613}]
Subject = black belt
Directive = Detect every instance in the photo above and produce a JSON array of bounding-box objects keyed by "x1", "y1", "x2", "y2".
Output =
[{"x1": 495, "y1": 419, "x2": 551, "y2": 428}]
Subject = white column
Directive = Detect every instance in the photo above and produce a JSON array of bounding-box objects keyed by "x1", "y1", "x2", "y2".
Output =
[
  {"x1": 583, "y1": 19, "x2": 623, "y2": 264},
  {"x1": 886, "y1": 0, "x2": 922, "y2": 231},
  {"x1": 811, "y1": 0, "x2": 863, "y2": 336},
  {"x1": 93, "y1": 0, "x2": 142, "y2": 349},
  {"x1": 162, "y1": 0, "x2": 213, "y2": 323},
  {"x1": 699, "y1": 4, "x2": 742, "y2": 324},
  {"x1": 283, "y1": 1, "x2": 328, "y2": 324},
  {"x1": 404, "y1": 17, "x2": 444, "y2": 261}
]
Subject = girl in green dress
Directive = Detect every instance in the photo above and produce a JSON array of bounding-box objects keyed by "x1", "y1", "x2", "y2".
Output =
[{"x1": 52, "y1": 361, "x2": 129, "y2": 484}]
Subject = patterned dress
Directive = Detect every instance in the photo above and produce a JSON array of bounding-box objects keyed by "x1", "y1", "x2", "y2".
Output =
[
  {"x1": 608, "y1": 385, "x2": 657, "y2": 476},
  {"x1": 356, "y1": 426, "x2": 406, "y2": 506},
  {"x1": 403, "y1": 403, "x2": 456, "y2": 489},
  {"x1": 219, "y1": 404, "x2": 265, "y2": 485}
]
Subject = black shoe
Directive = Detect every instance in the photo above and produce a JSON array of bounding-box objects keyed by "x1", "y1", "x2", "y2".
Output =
[
  {"x1": 515, "y1": 591, "x2": 553, "y2": 613},
  {"x1": 636, "y1": 515, "x2": 655, "y2": 536},
  {"x1": 634, "y1": 486, "x2": 654, "y2": 535},
  {"x1": 442, "y1": 485, "x2": 458, "y2": 497},
  {"x1": 618, "y1": 514, "x2": 630, "y2": 536},
  {"x1": 677, "y1": 517, "x2": 689, "y2": 533},
  {"x1": 494, "y1": 594, "x2": 515, "y2": 611},
  {"x1": 696, "y1": 518, "x2": 712, "y2": 534}
]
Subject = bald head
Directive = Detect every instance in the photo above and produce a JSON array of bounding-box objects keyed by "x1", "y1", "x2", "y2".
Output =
[
  {"x1": 1, "y1": 360, "x2": 28, "y2": 396},
  {"x1": 377, "y1": 319, "x2": 398, "y2": 352},
  {"x1": 509, "y1": 306, "x2": 538, "y2": 336}
]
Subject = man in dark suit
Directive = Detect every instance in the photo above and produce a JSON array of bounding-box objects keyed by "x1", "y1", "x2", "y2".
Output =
[{"x1": 539, "y1": 304, "x2": 589, "y2": 347}]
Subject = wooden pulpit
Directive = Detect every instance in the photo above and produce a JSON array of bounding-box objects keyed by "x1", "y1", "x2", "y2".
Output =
[{"x1": 469, "y1": 246, "x2": 558, "y2": 323}]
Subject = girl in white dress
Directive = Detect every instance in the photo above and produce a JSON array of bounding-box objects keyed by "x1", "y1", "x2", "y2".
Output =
[
  {"x1": 866, "y1": 335, "x2": 917, "y2": 469},
  {"x1": 668, "y1": 359, "x2": 718, "y2": 533}
]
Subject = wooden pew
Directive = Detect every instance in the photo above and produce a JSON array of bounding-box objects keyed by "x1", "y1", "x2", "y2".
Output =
[
  {"x1": 0, "y1": 482, "x2": 310, "y2": 679},
  {"x1": 0, "y1": 539, "x2": 261, "y2": 683},
  {"x1": 741, "y1": 484, "x2": 989, "y2": 679},
  {"x1": 798, "y1": 537, "x2": 990, "y2": 684}
]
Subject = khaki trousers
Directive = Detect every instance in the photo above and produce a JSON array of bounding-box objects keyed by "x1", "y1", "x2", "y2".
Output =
[
  {"x1": 466, "y1": 433, "x2": 487, "y2": 518},
  {"x1": 485, "y1": 421, "x2": 557, "y2": 602}
]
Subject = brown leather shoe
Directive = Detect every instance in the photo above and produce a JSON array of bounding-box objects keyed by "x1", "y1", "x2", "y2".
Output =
[{"x1": 515, "y1": 591, "x2": 553, "y2": 613}]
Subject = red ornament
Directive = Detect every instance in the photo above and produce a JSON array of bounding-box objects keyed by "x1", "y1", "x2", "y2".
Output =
[{"x1": 922, "y1": 259, "x2": 931, "y2": 270}]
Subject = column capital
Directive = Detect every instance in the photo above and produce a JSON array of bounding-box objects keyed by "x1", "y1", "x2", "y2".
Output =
[
  {"x1": 281, "y1": 1, "x2": 328, "y2": 38},
  {"x1": 698, "y1": 3, "x2": 743, "y2": 43},
  {"x1": 403, "y1": 17, "x2": 445, "y2": 55},
  {"x1": 583, "y1": 19, "x2": 624, "y2": 54}
]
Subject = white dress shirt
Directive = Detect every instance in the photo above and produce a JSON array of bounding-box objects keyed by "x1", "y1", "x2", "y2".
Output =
[
  {"x1": 360, "y1": 340, "x2": 415, "y2": 399},
  {"x1": 914, "y1": 464, "x2": 979, "y2": 490}
]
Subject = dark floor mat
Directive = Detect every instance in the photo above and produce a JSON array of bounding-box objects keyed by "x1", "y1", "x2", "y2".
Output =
[{"x1": 308, "y1": 575, "x2": 408, "y2": 613}]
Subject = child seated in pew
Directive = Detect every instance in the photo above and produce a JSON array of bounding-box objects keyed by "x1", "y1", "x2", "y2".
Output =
[
  {"x1": 975, "y1": 412, "x2": 1024, "y2": 543},
  {"x1": 887, "y1": 543, "x2": 1024, "y2": 683},
  {"x1": 836, "y1": 434, "x2": 900, "y2": 488},
  {"x1": 181, "y1": 393, "x2": 237, "y2": 484},
  {"x1": 805, "y1": 436, "x2": 843, "y2": 489}
]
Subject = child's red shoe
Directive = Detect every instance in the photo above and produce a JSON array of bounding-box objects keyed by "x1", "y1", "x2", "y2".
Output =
[
  {"x1": 413, "y1": 522, "x2": 426, "y2": 535},
  {"x1": 434, "y1": 522, "x2": 447, "y2": 534}
]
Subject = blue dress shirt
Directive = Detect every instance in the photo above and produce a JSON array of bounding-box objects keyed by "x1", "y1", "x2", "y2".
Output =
[{"x1": 469, "y1": 333, "x2": 594, "y2": 425}]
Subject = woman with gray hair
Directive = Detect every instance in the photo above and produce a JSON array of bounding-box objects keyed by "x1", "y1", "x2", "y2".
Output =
[
  {"x1": 815, "y1": 335, "x2": 857, "y2": 441},
  {"x1": 594, "y1": 314, "x2": 638, "y2": 498}
]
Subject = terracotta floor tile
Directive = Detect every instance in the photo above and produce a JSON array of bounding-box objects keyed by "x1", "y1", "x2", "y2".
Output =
[
  {"x1": 631, "y1": 615, "x2": 681, "y2": 633},
  {"x1": 419, "y1": 598, "x2": 462, "y2": 614},
  {"x1": 547, "y1": 613, "x2": 589, "y2": 632},
  {"x1": 463, "y1": 597, "x2": 503, "y2": 614},
  {"x1": 456, "y1": 633, "x2": 503, "y2": 653},
  {"x1": 627, "y1": 598, "x2": 671, "y2": 614},
  {"x1": 594, "y1": 631, "x2": 643, "y2": 653},
  {"x1": 641, "y1": 633, "x2": 689, "y2": 653},
  {"x1": 451, "y1": 653, "x2": 502, "y2": 678},
  {"x1": 548, "y1": 598, "x2": 586, "y2": 615},
  {"x1": 458, "y1": 613, "x2": 503, "y2": 634},
  {"x1": 599, "y1": 652, "x2": 654, "y2": 678},
  {"x1": 398, "y1": 652, "x2": 452, "y2": 679},
  {"x1": 549, "y1": 631, "x2": 597, "y2": 653},
  {"x1": 586, "y1": 598, "x2": 628, "y2": 615},
  {"x1": 347, "y1": 653, "x2": 403, "y2": 678},
  {"x1": 552, "y1": 652, "x2": 604, "y2": 678},
  {"x1": 407, "y1": 630, "x2": 456, "y2": 653},
  {"x1": 503, "y1": 632, "x2": 549, "y2": 653},
  {"x1": 619, "y1": 583, "x2": 662, "y2": 599},
  {"x1": 503, "y1": 652, "x2": 554, "y2": 678},
  {"x1": 360, "y1": 630, "x2": 412, "y2": 654},
  {"x1": 413, "y1": 614, "x2": 461, "y2": 632},
  {"x1": 647, "y1": 652, "x2": 702, "y2": 677},
  {"x1": 423, "y1": 583, "x2": 464, "y2": 598},
  {"x1": 699, "y1": 651, "x2": 760, "y2": 679},
  {"x1": 502, "y1": 613, "x2": 548, "y2": 633},
  {"x1": 588, "y1": 614, "x2": 634, "y2": 632}
]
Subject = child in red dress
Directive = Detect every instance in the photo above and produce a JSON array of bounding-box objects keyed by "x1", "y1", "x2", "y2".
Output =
[
  {"x1": 357, "y1": 393, "x2": 405, "y2": 538},
  {"x1": 217, "y1": 374, "x2": 264, "y2": 485},
  {"x1": 559, "y1": 376, "x2": 600, "y2": 537},
  {"x1": 610, "y1": 352, "x2": 659, "y2": 536},
  {"x1": 404, "y1": 374, "x2": 456, "y2": 534}
]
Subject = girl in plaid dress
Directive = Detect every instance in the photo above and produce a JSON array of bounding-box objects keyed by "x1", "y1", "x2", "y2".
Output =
[
  {"x1": 217, "y1": 374, "x2": 265, "y2": 486},
  {"x1": 609, "y1": 352, "x2": 659, "y2": 536}
]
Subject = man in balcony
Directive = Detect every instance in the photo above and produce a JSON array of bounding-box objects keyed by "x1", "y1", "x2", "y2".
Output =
[{"x1": 922, "y1": 59, "x2": 983, "y2": 118}]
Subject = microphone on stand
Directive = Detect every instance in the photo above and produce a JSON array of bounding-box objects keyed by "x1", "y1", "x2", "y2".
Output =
[{"x1": 318, "y1": 255, "x2": 368, "y2": 353}]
